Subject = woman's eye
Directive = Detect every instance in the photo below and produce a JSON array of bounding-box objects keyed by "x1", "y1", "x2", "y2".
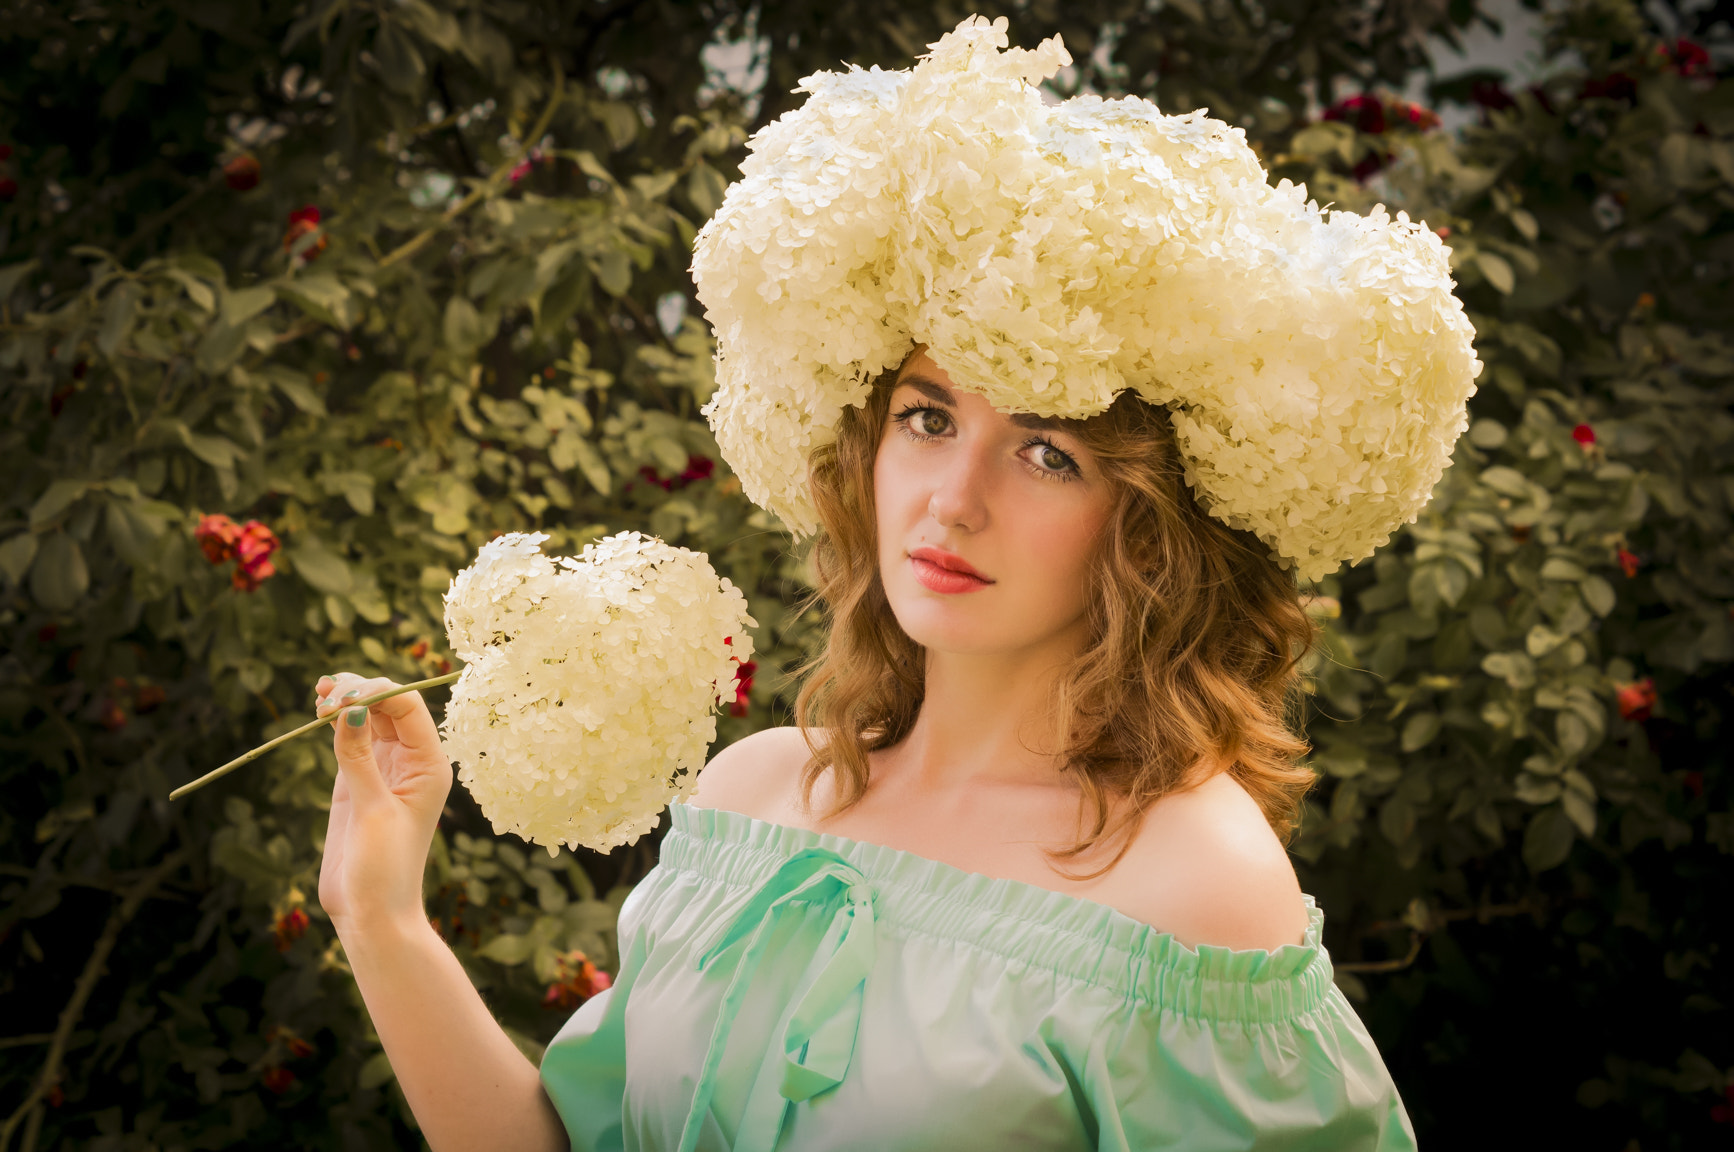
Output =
[
  {"x1": 912, "y1": 408, "x2": 951, "y2": 436},
  {"x1": 1022, "y1": 441, "x2": 1078, "y2": 477}
]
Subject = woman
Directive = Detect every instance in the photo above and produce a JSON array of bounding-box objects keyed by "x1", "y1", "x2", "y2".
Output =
[{"x1": 313, "y1": 16, "x2": 1477, "y2": 1151}]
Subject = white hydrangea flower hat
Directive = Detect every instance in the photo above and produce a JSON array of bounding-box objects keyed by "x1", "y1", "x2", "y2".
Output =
[{"x1": 692, "y1": 15, "x2": 1482, "y2": 581}]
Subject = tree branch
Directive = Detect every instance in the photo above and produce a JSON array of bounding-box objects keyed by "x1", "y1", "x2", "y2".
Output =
[{"x1": 0, "y1": 848, "x2": 189, "y2": 1152}]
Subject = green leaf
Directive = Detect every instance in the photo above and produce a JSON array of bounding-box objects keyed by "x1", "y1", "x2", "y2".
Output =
[
  {"x1": 222, "y1": 285, "x2": 276, "y2": 327},
  {"x1": 29, "y1": 479, "x2": 90, "y2": 529},
  {"x1": 372, "y1": 19, "x2": 426, "y2": 94},
  {"x1": 263, "y1": 366, "x2": 327, "y2": 415},
  {"x1": 686, "y1": 162, "x2": 729, "y2": 219},
  {"x1": 566, "y1": 436, "x2": 612, "y2": 496},
  {"x1": 1539, "y1": 557, "x2": 1587, "y2": 581},
  {"x1": 281, "y1": 274, "x2": 353, "y2": 328},
  {"x1": 444, "y1": 296, "x2": 485, "y2": 355},
  {"x1": 96, "y1": 281, "x2": 141, "y2": 356},
  {"x1": 358, "y1": 1051, "x2": 395, "y2": 1091},
  {"x1": 165, "y1": 268, "x2": 215, "y2": 312},
  {"x1": 1400, "y1": 711, "x2": 1441, "y2": 752},
  {"x1": 29, "y1": 533, "x2": 89, "y2": 611},
  {"x1": 1522, "y1": 805, "x2": 1575, "y2": 873},
  {"x1": 0, "y1": 534, "x2": 39, "y2": 585},
  {"x1": 1582, "y1": 575, "x2": 1616, "y2": 617},
  {"x1": 287, "y1": 538, "x2": 353, "y2": 595},
  {"x1": 478, "y1": 932, "x2": 534, "y2": 965},
  {"x1": 595, "y1": 250, "x2": 632, "y2": 298},
  {"x1": 1476, "y1": 251, "x2": 1514, "y2": 294},
  {"x1": 0, "y1": 259, "x2": 39, "y2": 301}
]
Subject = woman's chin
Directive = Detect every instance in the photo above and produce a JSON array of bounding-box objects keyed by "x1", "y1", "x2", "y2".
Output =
[{"x1": 892, "y1": 598, "x2": 1050, "y2": 658}]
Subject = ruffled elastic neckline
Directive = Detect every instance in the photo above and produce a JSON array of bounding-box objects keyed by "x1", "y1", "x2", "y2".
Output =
[{"x1": 662, "y1": 803, "x2": 1338, "y2": 1024}]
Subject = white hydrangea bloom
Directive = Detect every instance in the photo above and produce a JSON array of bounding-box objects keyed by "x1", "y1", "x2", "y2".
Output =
[
  {"x1": 440, "y1": 532, "x2": 755, "y2": 852},
  {"x1": 692, "y1": 15, "x2": 1482, "y2": 580}
]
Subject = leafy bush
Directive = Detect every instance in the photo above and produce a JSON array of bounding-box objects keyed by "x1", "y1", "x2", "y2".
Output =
[{"x1": 0, "y1": 1, "x2": 1727, "y2": 1150}]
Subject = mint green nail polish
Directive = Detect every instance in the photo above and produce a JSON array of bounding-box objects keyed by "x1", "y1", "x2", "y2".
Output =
[
  {"x1": 346, "y1": 707, "x2": 367, "y2": 727},
  {"x1": 343, "y1": 689, "x2": 361, "y2": 700}
]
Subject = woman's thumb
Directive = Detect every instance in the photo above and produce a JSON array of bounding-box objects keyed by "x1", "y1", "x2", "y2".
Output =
[{"x1": 332, "y1": 704, "x2": 388, "y2": 803}]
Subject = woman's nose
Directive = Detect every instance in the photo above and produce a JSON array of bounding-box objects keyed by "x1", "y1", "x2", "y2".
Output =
[{"x1": 926, "y1": 441, "x2": 991, "y2": 533}]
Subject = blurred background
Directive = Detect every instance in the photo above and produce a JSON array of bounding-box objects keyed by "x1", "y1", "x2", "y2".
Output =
[{"x1": 0, "y1": 0, "x2": 1730, "y2": 1147}]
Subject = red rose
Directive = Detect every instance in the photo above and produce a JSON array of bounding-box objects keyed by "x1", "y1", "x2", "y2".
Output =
[
  {"x1": 283, "y1": 205, "x2": 327, "y2": 261},
  {"x1": 1617, "y1": 546, "x2": 1641, "y2": 578},
  {"x1": 1571, "y1": 423, "x2": 1596, "y2": 448},
  {"x1": 232, "y1": 520, "x2": 280, "y2": 591},
  {"x1": 194, "y1": 514, "x2": 243, "y2": 564},
  {"x1": 1323, "y1": 94, "x2": 1387, "y2": 135},
  {"x1": 223, "y1": 154, "x2": 261, "y2": 191},
  {"x1": 1616, "y1": 679, "x2": 1657, "y2": 722},
  {"x1": 261, "y1": 1066, "x2": 296, "y2": 1095},
  {"x1": 542, "y1": 951, "x2": 614, "y2": 1010},
  {"x1": 273, "y1": 907, "x2": 311, "y2": 951}
]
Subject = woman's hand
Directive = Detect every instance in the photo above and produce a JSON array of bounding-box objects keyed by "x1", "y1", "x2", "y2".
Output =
[{"x1": 314, "y1": 673, "x2": 452, "y2": 939}]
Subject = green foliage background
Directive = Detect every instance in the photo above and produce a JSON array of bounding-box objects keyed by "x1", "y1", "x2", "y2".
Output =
[{"x1": 0, "y1": 0, "x2": 1729, "y2": 1148}]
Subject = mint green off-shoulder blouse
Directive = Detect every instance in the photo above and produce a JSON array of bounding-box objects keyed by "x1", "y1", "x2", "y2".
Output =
[{"x1": 540, "y1": 803, "x2": 1416, "y2": 1151}]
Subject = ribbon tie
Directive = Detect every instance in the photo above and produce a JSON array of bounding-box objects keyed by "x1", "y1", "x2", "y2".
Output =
[{"x1": 676, "y1": 847, "x2": 878, "y2": 1152}]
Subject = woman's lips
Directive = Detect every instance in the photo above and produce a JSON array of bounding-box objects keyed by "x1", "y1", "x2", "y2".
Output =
[{"x1": 908, "y1": 547, "x2": 993, "y2": 594}]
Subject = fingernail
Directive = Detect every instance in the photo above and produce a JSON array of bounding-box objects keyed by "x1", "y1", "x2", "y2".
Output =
[
  {"x1": 346, "y1": 707, "x2": 367, "y2": 727},
  {"x1": 343, "y1": 689, "x2": 360, "y2": 700}
]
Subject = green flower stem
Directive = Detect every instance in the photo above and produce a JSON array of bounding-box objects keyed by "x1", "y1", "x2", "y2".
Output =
[{"x1": 168, "y1": 670, "x2": 464, "y2": 801}]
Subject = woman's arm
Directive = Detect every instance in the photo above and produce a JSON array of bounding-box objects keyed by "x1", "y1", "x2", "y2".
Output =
[{"x1": 315, "y1": 673, "x2": 569, "y2": 1152}]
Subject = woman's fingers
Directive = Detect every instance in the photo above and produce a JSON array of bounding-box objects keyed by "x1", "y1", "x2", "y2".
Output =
[{"x1": 332, "y1": 694, "x2": 393, "y2": 806}]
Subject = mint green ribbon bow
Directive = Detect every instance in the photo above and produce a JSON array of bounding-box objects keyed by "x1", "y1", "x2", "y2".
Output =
[{"x1": 676, "y1": 847, "x2": 879, "y2": 1152}]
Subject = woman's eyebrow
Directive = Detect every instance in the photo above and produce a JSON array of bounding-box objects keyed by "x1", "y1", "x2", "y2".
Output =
[{"x1": 898, "y1": 376, "x2": 955, "y2": 406}]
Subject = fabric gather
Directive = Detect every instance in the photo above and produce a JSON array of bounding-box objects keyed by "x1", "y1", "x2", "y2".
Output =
[{"x1": 692, "y1": 14, "x2": 1482, "y2": 579}]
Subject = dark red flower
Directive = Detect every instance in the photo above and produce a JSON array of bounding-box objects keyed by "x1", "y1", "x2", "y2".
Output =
[
  {"x1": 283, "y1": 206, "x2": 327, "y2": 260},
  {"x1": 1571, "y1": 423, "x2": 1596, "y2": 448},
  {"x1": 1617, "y1": 546, "x2": 1641, "y2": 578},
  {"x1": 1580, "y1": 73, "x2": 1638, "y2": 103},
  {"x1": 1471, "y1": 79, "x2": 1517, "y2": 111},
  {"x1": 45, "y1": 1084, "x2": 63, "y2": 1107},
  {"x1": 100, "y1": 700, "x2": 127, "y2": 731},
  {"x1": 134, "y1": 684, "x2": 167, "y2": 713},
  {"x1": 1351, "y1": 151, "x2": 1389, "y2": 182},
  {"x1": 223, "y1": 154, "x2": 261, "y2": 191},
  {"x1": 678, "y1": 455, "x2": 715, "y2": 484},
  {"x1": 509, "y1": 158, "x2": 534, "y2": 183},
  {"x1": 729, "y1": 660, "x2": 757, "y2": 718},
  {"x1": 408, "y1": 639, "x2": 430, "y2": 659},
  {"x1": 542, "y1": 951, "x2": 613, "y2": 1010},
  {"x1": 37, "y1": 624, "x2": 57, "y2": 644},
  {"x1": 231, "y1": 520, "x2": 280, "y2": 591},
  {"x1": 1683, "y1": 770, "x2": 1704, "y2": 799},
  {"x1": 1663, "y1": 38, "x2": 1712, "y2": 78},
  {"x1": 1709, "y1": 1084, "x2": 1734, "y2": 1125},
  {"x1": 1323, "y1": 94, "x2": 1387, "y2": 135},
  {"x1": 273, "y1": 907, "x2": 310, "y2": 951},
  {"x1": 195, "y1": 514, "x2": 243, "y2": 564},
  {"x1": 1616, "y1": 678, "x2": 1657, "y2": 722},
  {"x1": 0, "y1": 177, "x2": 16, "y2": 203},
  {"x1": 49, "y1": 383, "x2": 76, "y2": 416},
  {"x1": 262, "y1": 1066, "x2": 296, "y2": 1095},
  {"x1": 436, "y1": 657, "x2": 451, "y2": 674}
]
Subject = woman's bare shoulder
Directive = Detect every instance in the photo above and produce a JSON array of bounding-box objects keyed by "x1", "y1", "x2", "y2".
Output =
[
  {"x1": 687, "y1": 726, "x2": 818, "y2": 821},
  {"x1": 1103, "y1": 771, "x2": 1309, "y2": 953}
]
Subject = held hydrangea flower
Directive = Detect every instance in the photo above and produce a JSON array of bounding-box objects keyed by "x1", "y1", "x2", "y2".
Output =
[
  {"x1": 692, "y1": 15, "x2": 1482, "y2": 581},
  {"x1": 440, "y1": 532, "x2": 755, "y2": 852}
]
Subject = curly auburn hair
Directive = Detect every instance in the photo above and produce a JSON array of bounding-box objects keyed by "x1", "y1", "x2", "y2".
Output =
[{"x1": 792, "y1": 354, "x2": 1318, "y2": 878}]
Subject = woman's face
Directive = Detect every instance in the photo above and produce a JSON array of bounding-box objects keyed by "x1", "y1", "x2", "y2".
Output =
[{"x1": 875, "y1": 348, "x2": 1116, "y2": 660}]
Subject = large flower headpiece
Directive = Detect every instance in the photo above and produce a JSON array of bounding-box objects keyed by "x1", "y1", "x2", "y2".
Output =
[{"x1": 692, "y1": 16, "x2": 1481, "y2": 580}]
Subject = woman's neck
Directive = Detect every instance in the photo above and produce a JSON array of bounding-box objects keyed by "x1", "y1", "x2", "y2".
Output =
[{"x1": 880, "y1": 629, "x2": 1085, "y2": 795}]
